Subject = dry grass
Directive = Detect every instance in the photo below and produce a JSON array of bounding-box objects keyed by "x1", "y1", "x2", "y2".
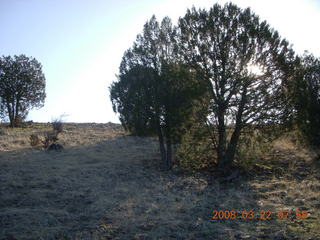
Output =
[{"x1": 0, "y1": 123, "x2": 319, "y2": 240}]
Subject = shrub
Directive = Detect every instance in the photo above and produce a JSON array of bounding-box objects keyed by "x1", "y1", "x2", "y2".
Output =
[
  {"x1": 43, "y1": 131, "x2": 59, "y2": 148},
  {"x1": 176, "y1": 121, "x2": 216, "y2": 171},
  {"x1": 52, "y1": 120, "x2": 63, "y2": 133},
  {"x1": 30, "y1": 134, "x2": 41, "y2": 146},
  {"x1": 51, "y1": 114, "x2": 68, "y2": 133}
]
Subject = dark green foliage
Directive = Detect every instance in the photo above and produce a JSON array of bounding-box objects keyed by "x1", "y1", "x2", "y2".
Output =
[
  {"x1": 176, "y1": 119, "x2": 215, "y2": 171},
  {"x1": 110, "y1": 16, "x2": 207, "y2": 169},
  {"x1": 0, "y1": 55, "x2": 46, "y2": 127},
  {"x1": 158, "y1": 62, "x2": 208, "y2": 143},
  {"x1": 292, "y1": 53, "x2": 320, "y2": 145},
  {"x1": 110, "y1": 61, "x2": 205, "y2": 168},
  {"x1": 110, "y1": 65, "x2": 157, "y2": 136}
]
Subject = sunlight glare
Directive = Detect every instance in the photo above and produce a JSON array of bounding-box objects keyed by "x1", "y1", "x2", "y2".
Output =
[{"x1": 247, "y1": 64, "x2": 264, "y2": 76}]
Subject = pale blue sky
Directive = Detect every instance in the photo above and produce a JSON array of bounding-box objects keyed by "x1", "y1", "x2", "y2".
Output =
[{"x1": 1, "y1": 0, "x2": 319, "y2": 123}]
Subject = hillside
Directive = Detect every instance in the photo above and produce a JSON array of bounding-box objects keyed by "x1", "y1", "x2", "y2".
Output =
[{"x1": 0, "y1": 123, "x2": 319, "y2": 240}]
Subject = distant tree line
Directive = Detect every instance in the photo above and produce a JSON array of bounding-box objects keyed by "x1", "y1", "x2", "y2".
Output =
[
  {"x1": 0, "y1": 54, "x2": 46, "y2": 127},
  {"x1": 110, "y1": 3, "x2": 319, "y2": 171}
]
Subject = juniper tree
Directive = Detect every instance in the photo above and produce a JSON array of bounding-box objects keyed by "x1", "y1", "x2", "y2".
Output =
[
  {"x1": 292, "y1": 53, "x2": 320, "y2": 145},
  {"x1": 110, "y1": 16, "x2": 206, "y2": 169},
  {"x1": 178, "y1": 3, "x2": 295, "y2": 168},
  {"x1": 0, "y1": 55, "x2": 46, "y2": 127}
]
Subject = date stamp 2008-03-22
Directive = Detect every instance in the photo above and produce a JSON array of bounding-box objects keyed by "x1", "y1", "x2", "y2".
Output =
[{"x1": 210, "y1": 209, "x2": 309, "y2": 220}]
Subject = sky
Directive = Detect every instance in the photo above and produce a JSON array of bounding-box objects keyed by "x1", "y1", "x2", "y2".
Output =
[{"x1": 0, "y1": 0, "x2": 319, "y2": 123}]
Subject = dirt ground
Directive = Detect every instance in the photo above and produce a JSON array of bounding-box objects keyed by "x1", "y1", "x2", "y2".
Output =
[{"x1": 0, "y1": 123, "x2": 319, "y2": 240}]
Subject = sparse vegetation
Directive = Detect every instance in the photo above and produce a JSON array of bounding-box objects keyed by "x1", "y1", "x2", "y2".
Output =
[{"x1": 27, "y1": 117, "x2": 66, "y2": 149}]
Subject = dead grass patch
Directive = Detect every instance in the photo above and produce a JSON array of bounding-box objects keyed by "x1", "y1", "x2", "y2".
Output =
[{"x1": 0, "y1": 123, "x2": 319, "y2": 239}]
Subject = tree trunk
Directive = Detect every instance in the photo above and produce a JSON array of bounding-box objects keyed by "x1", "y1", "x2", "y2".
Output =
[
  {"x1": 165, "y1": 127, "x2": 173, "y2": 169},
  {"x1": 157, "y1": 123, "x2": 167, "y2": 167},
  {"x1": 6, "y1": 102, "x2": 15, "y2": 128},
  {"x1": 14, "y1": 99, "x2": 20, "y2": 127},
  {"x1": 217, "y1": 105, "x2": 227, "y2": 167},
  {"x1": 224, "y1": 86, "x2": 247, "y2": 167},
  {"x1": 225, "y1": 124, "x2": 242, "y2": 166},
  {"x1": 166, "y1": 139, "x2": 172, "y2": 169}
]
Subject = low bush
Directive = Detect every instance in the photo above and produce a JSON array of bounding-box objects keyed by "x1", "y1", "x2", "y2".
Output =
[
  {"x1": 52, "y1": 120, "x2": 63, "y2": 133},
  {"x1": 43, "y1": 131, "x2": 59, "y2": 148},
  {"x1": 176, "y1": 122, "x2": 215, "y2": 171},
  {"x1": 30, "y1": 134, "x2": 41, "y2": 146}
]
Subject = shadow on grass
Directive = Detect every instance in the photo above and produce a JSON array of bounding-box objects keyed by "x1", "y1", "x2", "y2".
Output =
[{"x1": 0, "y1": 134, "x2": 319, "y2": 240}]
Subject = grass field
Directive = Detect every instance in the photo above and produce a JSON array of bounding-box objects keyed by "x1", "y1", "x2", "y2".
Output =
[{"x1": 0, "y1": 123, "x2": 319, "y2": 240}]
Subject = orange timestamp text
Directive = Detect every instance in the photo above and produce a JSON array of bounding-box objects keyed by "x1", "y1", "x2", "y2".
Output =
[{"x1": 210, "y1": 209, "x2": 309, "y2": 220}]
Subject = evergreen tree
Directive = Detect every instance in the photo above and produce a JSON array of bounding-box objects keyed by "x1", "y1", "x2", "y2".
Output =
[
  {"x1": 177, "y1": 3, "x2": 295, "y2": 168},
  {"x1": 0, "y1": 55, "x2": 46, "y2": 127},
  {"x1": 110, "y1": 16, "x2": 206, "y2": 169},
  {"x1": 292, "y1": 53, "x2": 320, "y2": 145}
]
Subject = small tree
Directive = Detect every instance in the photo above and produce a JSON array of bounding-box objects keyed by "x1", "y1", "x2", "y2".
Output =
[
  {"x1": 110, "y1": 65, "x2": 158, "y2": 136},
  {"x1": 0, "y1": 55, "x2": 46, "y2": 127}
]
